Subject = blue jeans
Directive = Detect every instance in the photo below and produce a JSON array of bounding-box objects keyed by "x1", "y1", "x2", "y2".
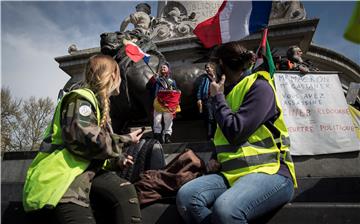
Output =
[{"x1": 176, "y1": 173, "x2": 294, "y2": 224}]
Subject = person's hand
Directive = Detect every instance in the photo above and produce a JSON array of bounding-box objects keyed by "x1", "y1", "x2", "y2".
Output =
[
  {"x1": 206, "y1": 159, "x2": 221, "y2": 173},
  {"x1": 128, "y1": 128, "x2": 143, "y2": 144},
  {"x1": 298, "y1": 65, "x2": 309, "y2": 74},
  {"x1": 197, "y1": 100, "x2": 203, "y2": 113},
  {"x1": 118, "y1": 155, "x2": 134, "y2": 169},
  {"x1": 210, "y1": 75, "x2": 225, "y2": 96},
  {"x1": 208, "y1": 70, "x2": 216, "y2": 80}
]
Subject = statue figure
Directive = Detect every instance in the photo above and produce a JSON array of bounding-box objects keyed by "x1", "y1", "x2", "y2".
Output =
[
  {"x1": 100, "y1": 30, "x2": 166, "y2": 133},
  {"x1": 120, "y1": 3, "x2": 153, "y2": 35},
  {"x1": 67, "y1": 44, "x2": 78, "y2": 55},
  {"x1": 167, "y1": 6, "x2": 182, "y2": 23},
  {"x1": 269, "y1": 0, "x2": 306, "y2": 25},
  {"x1": 99, "y1": 30, "x2": 205, "y2": 133},
  {"x1": 150, "y1": 1, "x2": 197, "y2": 41}
]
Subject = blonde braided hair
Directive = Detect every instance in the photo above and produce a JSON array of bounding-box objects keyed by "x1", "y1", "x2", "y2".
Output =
[{"x1": 84, "y1": 55, "x2": 120, "y2": 128}]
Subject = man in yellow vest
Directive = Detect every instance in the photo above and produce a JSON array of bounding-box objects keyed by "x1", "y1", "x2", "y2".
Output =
[{"x1": 176, "y1": 42, "x2": 297, "y2": 224}]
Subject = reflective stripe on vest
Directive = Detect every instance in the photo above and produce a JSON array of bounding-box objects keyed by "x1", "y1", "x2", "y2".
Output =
[
  {"x1": 214, "y1": 71, "x2": 297, "y2": 187},
  {"x1": 216, "y1": 136, "x2": 290, "y2": 154},
  {"x1": 221, "y1": 151, "x2": 279, "y2": 172}
]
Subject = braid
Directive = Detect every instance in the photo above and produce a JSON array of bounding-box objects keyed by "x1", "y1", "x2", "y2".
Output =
[
  {"x1": 98, "y1": 87, "x2": 110, "y2": 128},
  {"x1": 84, "y1": 54, "x2": 120, "y2": 128}
]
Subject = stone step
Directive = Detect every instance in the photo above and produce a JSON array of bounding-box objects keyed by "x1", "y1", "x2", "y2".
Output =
[
  {"x1": 4, "y1": 141, "x2": 360, "y2": 179},
  {"x1": 2, "y1": 141, "x2": 359, "y2": 223},
  {"x1": 129, "y1": 119, "x2": 208, "y2": 143},
  {"x1": 3, "y1": 175, "x2": 359, "y2": 205},
  {"x1": 141, "y1": 202, "x2": 360, "y2": 224},
  {"x1": 2, "y1": 201, "x2": 360, "y2": 224}
]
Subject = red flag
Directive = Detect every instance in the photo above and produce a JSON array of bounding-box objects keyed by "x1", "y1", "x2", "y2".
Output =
[
  {"x1": 193, "y1": 1, "x2": 226, "y2": 48},
  {"x1": 193, "y1": 1, "x2": 272, "y2": 48},
  {"x1": 123, "y1": 40, "x2": 150, "y2": 63}
]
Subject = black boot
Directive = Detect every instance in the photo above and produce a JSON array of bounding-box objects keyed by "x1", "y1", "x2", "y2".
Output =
[
  {"x1": 164, "y1": 134, "x2": 172, "y2": 144},
  {"x1": 154, "y1": 133, "x2": 163, "y2": 144}
]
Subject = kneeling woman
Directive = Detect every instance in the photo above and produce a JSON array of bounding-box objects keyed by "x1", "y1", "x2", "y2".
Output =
[
  {"x1": 23, "y1": 55, "x2": 143, "y2": 224},
  {"x1": 176, "y1": 42, "x2": 297, "y2": 224}
]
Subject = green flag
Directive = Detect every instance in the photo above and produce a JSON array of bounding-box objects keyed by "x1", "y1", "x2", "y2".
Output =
[
  {"x1": 344, "y1": 2, "x2": 360, "y2": 44},
  {"x1": 253, "y1": 28, "x2": 276, "y2": 78}
]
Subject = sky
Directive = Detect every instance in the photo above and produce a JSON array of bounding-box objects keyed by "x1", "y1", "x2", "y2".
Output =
[{"x1": 1, "y1": 0, "x2": 359, "y2": 102}]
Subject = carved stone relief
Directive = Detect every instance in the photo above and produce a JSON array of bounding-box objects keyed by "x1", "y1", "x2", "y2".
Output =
[
  {"x1": 150, "y1": 1, "x2": 198, "y2": 41},
  {"x1": 269, "y1": 0, "x2": 306, "y2": 25},
  {"x1": 124, "y1": 1, "x2": 308, "y2": 41}
]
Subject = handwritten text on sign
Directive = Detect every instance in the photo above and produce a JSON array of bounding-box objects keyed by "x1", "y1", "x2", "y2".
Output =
[{"x1": 274, "y1": 72, "x2": 359, "y2": 155}]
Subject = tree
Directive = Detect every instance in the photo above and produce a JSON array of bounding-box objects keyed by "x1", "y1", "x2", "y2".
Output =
[
  {"x1": 1, "y1": 88, "x2": 54, "y2": 151},
  {"x1": 1, "y1": 88, "x2": 21, "y2": 151},
  {"x1": 21, "y1": 97, "x2": 54, "y2": 151}
]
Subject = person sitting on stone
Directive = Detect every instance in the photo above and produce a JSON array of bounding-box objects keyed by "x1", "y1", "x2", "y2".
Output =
[
  {"x1": 120, "y1": 3, "x2": 153, "y2": 36},
  {"x1": 147, "y1": 62, "x2": 181, "y2": 144},
  {"x1": 280, "y1": 45, "x2": 319, "y2": 74},
  {"x1": 23, "y1": 55, "x2": 143, "y2": 224}
]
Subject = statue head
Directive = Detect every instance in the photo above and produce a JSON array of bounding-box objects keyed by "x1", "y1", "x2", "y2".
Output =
[
  {"x1": 136, "y1": 3, "x2": 151, "y2": 15},
  {"x1": 287, "y1": 45, "x2": 303, "y2": 63},
  {"x1": 100, "y1": 32, "x2": 124, "y2": 57}
]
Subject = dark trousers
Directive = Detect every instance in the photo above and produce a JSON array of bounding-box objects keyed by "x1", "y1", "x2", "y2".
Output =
[
  {"x1": 28, "y1": 171, "x2": 141, "y2": 224},
  {"x1": 202, "y1": 99, "x2": 216, "y2": 140}
]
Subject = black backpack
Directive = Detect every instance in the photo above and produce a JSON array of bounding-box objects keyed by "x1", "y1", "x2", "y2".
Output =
[{"x1": 117, "y1": 138, "x2": 165, "y2": 183}]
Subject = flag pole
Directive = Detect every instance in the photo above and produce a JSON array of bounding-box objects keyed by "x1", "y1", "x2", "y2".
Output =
[{"x1": 143, "y1": 59, "x2": 157, "y2": 76}]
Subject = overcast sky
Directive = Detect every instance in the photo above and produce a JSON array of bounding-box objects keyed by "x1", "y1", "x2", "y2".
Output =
[{"x1": 1, "y1": 1, "x2": 359, "y2": 102}]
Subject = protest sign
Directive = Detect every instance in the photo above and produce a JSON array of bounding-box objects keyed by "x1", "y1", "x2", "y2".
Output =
[{"x1": 274, "y1": 72, "x2": 359, "y2": 155}]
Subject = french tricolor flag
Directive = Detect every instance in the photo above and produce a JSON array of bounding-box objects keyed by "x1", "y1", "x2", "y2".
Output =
[
  {"x1": 123, "y1": 39, "x2": 150, "y2": 63},
  {"x1": 193, "y1": 0, "x2": 272, "y2": 48}
]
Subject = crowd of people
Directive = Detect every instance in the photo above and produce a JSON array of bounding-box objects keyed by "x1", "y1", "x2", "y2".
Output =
[
  {"x1": 23, "y1": 5, "x2": 317, "y2": 220},
  {"x1": 22, "y1": 41, "x2": 307, "y2": 224}
]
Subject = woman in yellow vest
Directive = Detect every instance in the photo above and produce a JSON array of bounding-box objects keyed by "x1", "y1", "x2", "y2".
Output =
[
  {"x1": 176, "y1": 42, "x2": 297, "y2": 224},
  {"x1": 23, "y1": 55, "x2": 143, "y2": 223}
]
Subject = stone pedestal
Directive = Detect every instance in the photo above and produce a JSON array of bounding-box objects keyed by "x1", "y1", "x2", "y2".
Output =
[{"x1": 55, "y1": 1, "x2": 359, "y2": 106}]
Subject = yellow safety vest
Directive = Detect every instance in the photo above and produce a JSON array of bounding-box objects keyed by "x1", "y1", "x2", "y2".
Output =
[
  {"x1": 214, "y1": 71, "x2": 297, "y2": 187},
  {"x1": 23, "y1": 88, "x2": 101, "y2": 212}
]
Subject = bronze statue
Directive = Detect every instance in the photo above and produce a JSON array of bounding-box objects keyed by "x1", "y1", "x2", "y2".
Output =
[
  {"x1": 100, "y1": 30, "x2": 166, "y2": 133},
  {"x1": 120, "y1": 3, "x2": 154, "y2": 36}
]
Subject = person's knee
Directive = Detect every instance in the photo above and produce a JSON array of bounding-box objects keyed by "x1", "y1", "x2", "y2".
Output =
[
  {"x1": 176, "y1": 183, "x2": 201, "y2": 215},
  {"x1": 118, "y1": 182, "x2": 138, "y2": 202},
  {"x1": 212, "y1": 199, "x2": 230, "y2": 221},
  {"x1": 114, "y1": 183, "x2": 142, "y2": 223},
  {"x1": 176, "y1": 185, "x2": 196, "y2": 223},
  {"x1": 176, "y1": 185, "x2": 191, "y2": 207}
]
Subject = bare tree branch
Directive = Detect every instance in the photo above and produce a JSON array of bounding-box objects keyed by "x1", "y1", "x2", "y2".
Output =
[{"x1": 1, "y1": 88, "x2": 54, "y2": 151}]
